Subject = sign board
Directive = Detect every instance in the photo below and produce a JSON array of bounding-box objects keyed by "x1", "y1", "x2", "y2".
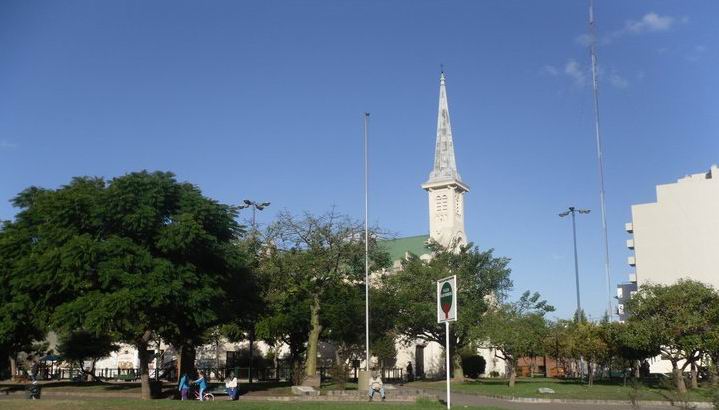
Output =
[{"x1": 437, "y1": 275, "x2": 457, "y2": 323}]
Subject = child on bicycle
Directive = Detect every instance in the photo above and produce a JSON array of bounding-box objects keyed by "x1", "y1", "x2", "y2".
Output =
[{"x1": 193, "y1": 371, "x2": 208, "y2": 401}]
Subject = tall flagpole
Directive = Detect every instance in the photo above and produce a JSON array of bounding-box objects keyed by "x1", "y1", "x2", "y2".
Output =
[
  {"x1": 364, "y1": 112, "x2": 370, "y2": 371},
  {"x1": 589, "y1": 0, "x2": 613, "y2": 319}
]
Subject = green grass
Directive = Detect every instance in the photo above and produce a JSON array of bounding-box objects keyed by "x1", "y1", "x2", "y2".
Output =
[
  {"x1": 0, "y1": 381, "x2": 296, "y2": 397},
  {"x1": 0, "y1": 399, "x2": 504, "y2": 410},
  {"x1": 406, "y1": 377, "x2": 715, "y2": 402}
]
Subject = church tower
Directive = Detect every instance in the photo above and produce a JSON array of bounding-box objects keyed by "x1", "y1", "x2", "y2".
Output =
[{"x1": 422, "y1": 72, "x2": 470, "y2": 247}]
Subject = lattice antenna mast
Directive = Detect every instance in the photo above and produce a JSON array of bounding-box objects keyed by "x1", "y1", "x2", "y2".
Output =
[{"x1": 589, "y1": 0, "x2": 613, "y2": 319}]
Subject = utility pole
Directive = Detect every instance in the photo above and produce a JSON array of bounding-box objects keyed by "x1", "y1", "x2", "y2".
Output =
[
  {"x1": 238, "y1": 199, "x2": 270, "y2": 384},
  {"x1": 559, "y1": 207, "x2": 591, "y2": 317},
  {"x1": 363, "y1": 112, "x2": 370, "y2": 372}
]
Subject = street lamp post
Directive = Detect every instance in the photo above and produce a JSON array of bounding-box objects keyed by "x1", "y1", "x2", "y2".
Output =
[
  {"x1": 559, "y1": 207, "x2": 590, "y2": 317},
  {"x1": 238, "y1": 199, "x2": 270, "y2": 384}
]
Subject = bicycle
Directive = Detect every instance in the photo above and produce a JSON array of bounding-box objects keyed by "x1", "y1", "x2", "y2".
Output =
[{"x1": 193, "y1": 388, "x2": 215, "y2": 401}]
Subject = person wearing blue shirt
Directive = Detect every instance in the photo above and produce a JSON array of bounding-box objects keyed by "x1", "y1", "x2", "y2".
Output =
[
  {"x1": 178, "y1": 372, "x2": 190, "y2": 400},
  {"x1": 194, "y1": 371, "x2": 208, "y2": 401}
]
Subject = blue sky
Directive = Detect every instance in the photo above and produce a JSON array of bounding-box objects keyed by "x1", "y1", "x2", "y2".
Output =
[{"x1": 1, "y1": 1, "x2": 717, "y2": 320}]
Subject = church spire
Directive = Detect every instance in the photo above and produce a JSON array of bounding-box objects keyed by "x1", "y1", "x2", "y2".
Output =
[
  {"x1": 425, "y1": 71, "x2": 468, "y2": 189},
  {"x1": 422, "y1": 71, "x2": 469, "y2": 248}
]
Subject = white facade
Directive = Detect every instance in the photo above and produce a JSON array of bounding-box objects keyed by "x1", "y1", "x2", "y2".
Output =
[
  {"x1": 626, "y1": 165, "x2": 719, "y2": 289},
  {"x1": 624, "y1": 165, "x2": 719, "y2": 373}
]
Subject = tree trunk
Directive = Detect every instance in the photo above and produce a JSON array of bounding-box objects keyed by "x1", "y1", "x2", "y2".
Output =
[
  {"x1": 588, "y1": 362, "x2": 594, "y2": 387},
  {"x1": 177, "y1": 343, "x2": 196, "y2": 382},
  {"x1": 137, "y1": 331, "x2": 153, "y2": 400},
  {"x1": 9, "y1": 355, "x2": 17, "y2": 381},
  {"x1": 633, "y1": 360, "x2": 640, "y2": 379},
  {"x1": 452, "y1": 352, "x2": 465, "y2": 382},
  {"x1": 672, "y1": 362, "x2": 687, "y2": 394},
  {"x1": 690, "y1": 362, "x2": 698, "y2": 389},
  {"x1": 508, "y1": 361, "x2": 517, "y2": 387},
  {"x1": 304, "y1": 294, "x2": 322, "y2": 379},
  {"x1": 544, "y1": 355, "x2": 549, "y2": 378},
  {"x1": 248, "y1": 332, "x2": 254, "y2": 383}
]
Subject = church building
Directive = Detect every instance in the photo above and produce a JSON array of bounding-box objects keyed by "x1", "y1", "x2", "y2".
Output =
[{"x1": 386, "y1": 72, "x2": 505, "y2": 378}]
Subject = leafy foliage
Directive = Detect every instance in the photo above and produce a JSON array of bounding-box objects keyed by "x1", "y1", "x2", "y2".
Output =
[
  {"x1": 0, "y1": 171, "x2": 251, "y2": 398},
  {"x1": 260, "y1": 210, "x2": 390, "y2": 380},
  {"x1": 57, "y1": 330, "x2": 119, "y2": 381},
  {"x1": 481, "y1": 291, "x2": 554, "y2": 386},
  {"x1": 626, "y1": 279, "x2": 719, "y2": 393},
  {"x1": 386, "y1": 241, "x2": 512, "y2": 380}
]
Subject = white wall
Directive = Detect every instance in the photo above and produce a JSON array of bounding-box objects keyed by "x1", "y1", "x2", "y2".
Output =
[{"x1": 629, "y1": 165, "x2": 719, "y2": 288}]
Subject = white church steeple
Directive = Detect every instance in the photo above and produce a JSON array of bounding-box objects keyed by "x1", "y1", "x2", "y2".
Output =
[{"x1": 421, "y1": 71, "x2": 470, "y2": 247}]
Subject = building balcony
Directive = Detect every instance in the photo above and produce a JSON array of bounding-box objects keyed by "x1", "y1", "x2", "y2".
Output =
[
  {"x1": 625, "y1": 222, "x2": 634, "y2": 233},
  {"x1": 627, "y1": 256, "x2": 636, "y2": 266},
  {"x1": 628, "y1": 273, "x2": 637, "y2": 283},
  {"x1": 626, "y1": 239, "x2": 635, "y2": 249}
]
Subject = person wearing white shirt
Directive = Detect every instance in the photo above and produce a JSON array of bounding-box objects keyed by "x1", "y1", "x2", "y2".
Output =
[{"x1": 225, "y1": 372, "x2": 239, "y2": 400}]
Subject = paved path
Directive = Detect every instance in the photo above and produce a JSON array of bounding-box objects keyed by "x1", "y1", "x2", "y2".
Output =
[{"x1": 418, "y1": 388, "x2": 710, "y2": 410}]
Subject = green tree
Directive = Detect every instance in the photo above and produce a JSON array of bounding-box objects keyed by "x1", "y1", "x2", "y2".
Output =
[
  {"x1": 481, "y1": 291, "x2": 554, "y2": 387},
  {"x1": 386, "y1": 241, "x2": 512, "y2": 381},
  {"x1": 626, "y1": 279, "x2": 719, "y2": 393},
  {"x1": 2, "y1": 172, "x2": 250, "y2": 398},
  {"x1": 57, "y1": 330, "x2": 119, "y2": 381},
  {"x1": 260, "y1": 210, "x2": 390, "y2": 384},
  {"x1": 568, "y1": 320, "x2": 608, "y2": 386},
  {"x1": 254, "y1": 287, "x2": 311, "y2": 385},
  {"x1": 0, "y1": 189, "x2": 55, "y2": 379},
  {"x1": 543, "y1": 320, "x2": 573, "y2": 378},
  {"x1": 604, "y1": 321, "x2": 659, "y2": 384}
]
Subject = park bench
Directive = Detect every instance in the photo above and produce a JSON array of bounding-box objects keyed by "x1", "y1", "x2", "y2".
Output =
[{"x1": 116, "y1": 373, "x2": 138, "y2": 382}]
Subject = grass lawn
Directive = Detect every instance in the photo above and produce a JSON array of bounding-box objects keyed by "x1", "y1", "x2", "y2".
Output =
[
  {"x1": 0, "y1": 399, "x2": 505, "y2": 410},
  {"x1": 407, "y1": 377, "x2": 716, "y2": 402},
  {"x1": 0, "y1": 381, "x2": 296, "y2": 397}
]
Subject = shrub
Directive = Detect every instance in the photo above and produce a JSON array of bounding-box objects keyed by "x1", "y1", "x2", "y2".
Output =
[{"x1": 462, "y1": 355, "x2": 486, "y2": 379}]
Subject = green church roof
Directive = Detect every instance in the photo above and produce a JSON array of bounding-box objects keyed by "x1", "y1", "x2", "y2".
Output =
[{"x1": 379, "y1": 234, "x2": 431, "y2": 262}]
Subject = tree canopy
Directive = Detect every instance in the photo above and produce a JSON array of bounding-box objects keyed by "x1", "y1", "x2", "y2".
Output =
[
  {"x1": 386, "y1": 241, "x2": 512, "y2": 380},
  {"x1": 260, "y1": 210, "x2": 390, "y2": 383},
  {"x1": 481, "y1": 291, "x2": 554, "y2": 386},
  {"x1": 0, "y1": 171, "x2": 252, "y2": 398}
]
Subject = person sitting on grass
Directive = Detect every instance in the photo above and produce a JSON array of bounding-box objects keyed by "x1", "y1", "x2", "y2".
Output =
[
  {"x1": 225, "y1": 372, "x2": 239, "y2": 400},
  {"x1": 178, "y1": 372, "x2": 190, "y2": 400},
  {"x1": 368, "y1": 371, "x2": 385, "y2": 402},
  {"x1": 194, "y1": 371, "x2": 208, "y2": 401}
]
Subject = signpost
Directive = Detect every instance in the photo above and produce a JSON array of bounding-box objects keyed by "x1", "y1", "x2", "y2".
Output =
[{"x1": 437, "y1": 275, "x2": 457, "y2": 409}]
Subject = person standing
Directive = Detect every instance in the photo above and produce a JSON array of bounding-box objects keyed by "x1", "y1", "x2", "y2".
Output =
[
  {"x1": 178, "y1": 372, "x2": 190, "y2": 400},
  {"x1": 368, "y1": 371, "x2": 385, "y2": 401},
  {"x1": 28, "y1": 356, "x2": 40, "y2": 383}
]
